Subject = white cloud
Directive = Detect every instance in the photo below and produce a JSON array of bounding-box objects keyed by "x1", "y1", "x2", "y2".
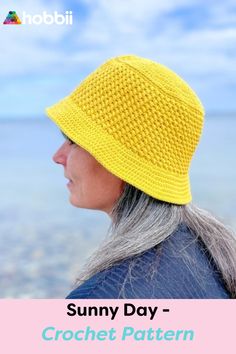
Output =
[
  {"x1": 69, "y1": 0, "x2": 236, "y2": 94},
  {"x1": 0, "y1": 0, "x2": 72, "y2": 76},
  {"x1": 1, "y1": 0, "x2": 235, "y2": 77},
  {"x1": 0, "y1": 0, "x2": 235, "y2": 114}
]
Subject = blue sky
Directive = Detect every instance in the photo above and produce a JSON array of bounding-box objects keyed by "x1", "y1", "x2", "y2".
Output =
[{"x1": 0, "y1": 0, "x2": 236, "y2": 118}]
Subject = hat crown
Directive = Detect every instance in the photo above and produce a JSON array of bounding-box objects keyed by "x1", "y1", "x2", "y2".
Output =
[
  {"x1": 113, "y1": 55, "x2": 204, "y2": 113},
  {"x1": 69, "y1": 55, "x2": 204, "y2": 175}
]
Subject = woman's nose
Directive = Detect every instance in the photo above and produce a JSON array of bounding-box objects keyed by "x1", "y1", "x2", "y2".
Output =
[{"x1": 52, "y1": 143, "x2": 67, "y2": 165}]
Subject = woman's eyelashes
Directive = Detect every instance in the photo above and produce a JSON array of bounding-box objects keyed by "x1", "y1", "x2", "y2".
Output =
[
  {"x1": 64, "y1": 137, "x2": 75, "y2": 145},
  {"x1": 61, "y1": 131, "x2": 75, "y2": 145},
  {"x1": 67, "y1": 138, "x2": 75, "y2": 145}
]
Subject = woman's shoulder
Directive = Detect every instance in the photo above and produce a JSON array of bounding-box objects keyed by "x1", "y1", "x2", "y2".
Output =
[{"x1": 66, "y1": 223, "x2": 230, "y2": 299}]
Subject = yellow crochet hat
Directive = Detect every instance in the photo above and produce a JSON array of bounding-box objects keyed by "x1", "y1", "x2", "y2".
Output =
[{"x1": 46, "y1": 54, "x2": 204, "y2": 205}]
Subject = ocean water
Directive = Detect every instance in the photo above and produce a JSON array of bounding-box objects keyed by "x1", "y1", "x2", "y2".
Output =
[{"x1": 0, "y1": 116, "x2": 235, "y2": 298}]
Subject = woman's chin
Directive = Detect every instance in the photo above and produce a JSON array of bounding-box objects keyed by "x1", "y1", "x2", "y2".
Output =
[{"x1": 69, "y1": 195, "x2": 80, "y2": 207}]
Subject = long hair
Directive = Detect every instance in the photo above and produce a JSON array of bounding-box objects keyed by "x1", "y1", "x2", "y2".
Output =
[{"x1": 73, "y1": 183, "x2": 236, "y2": 298}]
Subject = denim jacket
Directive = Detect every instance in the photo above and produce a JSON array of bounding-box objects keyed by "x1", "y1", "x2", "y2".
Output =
[{"x1": 66, "y1": 223, "x2": 230, "y2": 299}]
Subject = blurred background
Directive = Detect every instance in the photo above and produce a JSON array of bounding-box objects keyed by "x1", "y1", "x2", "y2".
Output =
[{"x1": 0, "y1": 0, "x2": 235, "y2": 298}]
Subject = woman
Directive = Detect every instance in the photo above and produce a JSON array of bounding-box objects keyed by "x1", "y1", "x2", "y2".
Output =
[{"x1": 46, "y1": 54, "x2": 236, "y2": 299}]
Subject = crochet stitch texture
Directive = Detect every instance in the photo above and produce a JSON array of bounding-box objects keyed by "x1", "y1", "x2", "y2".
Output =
[{"x1": 46, "y1": 54, "x2": 205, "y2": 204}]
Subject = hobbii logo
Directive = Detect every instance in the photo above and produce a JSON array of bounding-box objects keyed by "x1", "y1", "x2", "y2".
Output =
[
  {"x1": 22, "y1": 10, "x2": 73, "y2": 25},
  {"x1": 3, "y1": 10, "x2": 73, "y2": 25}
]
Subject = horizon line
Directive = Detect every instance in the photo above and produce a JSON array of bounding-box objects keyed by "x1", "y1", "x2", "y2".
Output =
[{"x1": 0, "y1": 111, "x2": 236, "y2": 122}]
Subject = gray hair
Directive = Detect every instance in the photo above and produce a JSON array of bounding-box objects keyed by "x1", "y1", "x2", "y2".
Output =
[{"x1": 74, "y1": 183, "x2": 236, "y2": 298}]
